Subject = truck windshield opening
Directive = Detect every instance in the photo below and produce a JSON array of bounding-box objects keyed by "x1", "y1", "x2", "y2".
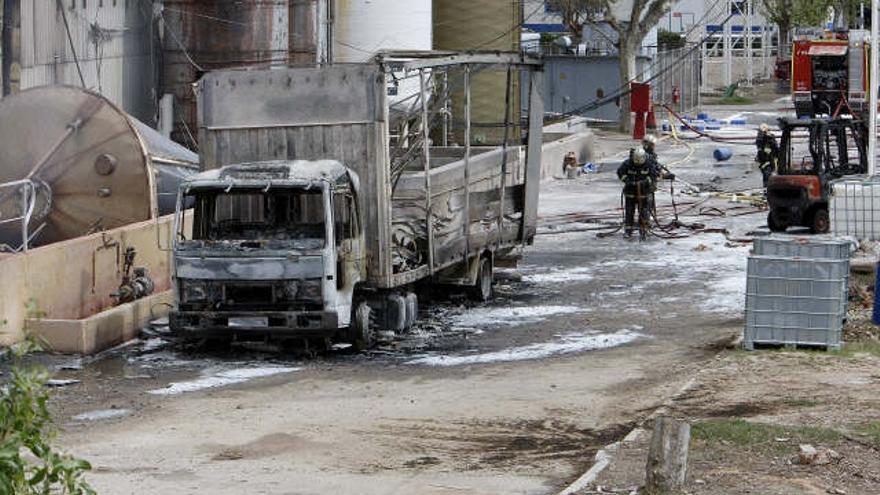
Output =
[{"x1": 187, "y1": 188, "x2": 326, "y2": 246}]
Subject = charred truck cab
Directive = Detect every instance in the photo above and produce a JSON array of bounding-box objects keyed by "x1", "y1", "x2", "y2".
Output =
[{"x1": 170, "y1": 161, "x2": 370, "y2": 345}]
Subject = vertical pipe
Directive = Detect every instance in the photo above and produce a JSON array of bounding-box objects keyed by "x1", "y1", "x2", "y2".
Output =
[
  {"x1": 870, "y1": 0, "x2": 878, "y2": 176},
  {"x1": 497, "y1": 66, "x2": 512, "y2": 249},
  {"x1": 723, "y1": 5, "x2": 732, "y2": 88},
  {"x1": 442, "y1": 70, "x2": 449, "y2": 147},
  {"x1": 21, "y1": 181, "x2": 28, "y2": 252},
  {"x1": 419, "y1": 69, "x2": 434, "y2": 273},
  {"x1": 463, "y1": 65, "x2": 471, "y2": 264}
]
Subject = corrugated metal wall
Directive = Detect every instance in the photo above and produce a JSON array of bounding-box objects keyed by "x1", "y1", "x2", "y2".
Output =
[
  {"x1": 433, "y1": 0, "x2": 521, "y2": 145},
  {"x1": 14, "y1": 0, "x2": 155, "y2": 124}
]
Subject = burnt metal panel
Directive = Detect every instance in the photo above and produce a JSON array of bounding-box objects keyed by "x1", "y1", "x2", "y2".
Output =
[
  {"x1": 198, "y1": 66, "x2": 382, "y2": 131},
  {"x1": 197, "y1": 66, "x2": 392, "y2": 287},
  {"x1": 176, "y1": 255, "x2": 325, "y2": 280},
  {"x1": 522, "y1": 70, "x2": 543, "y2": 242}
]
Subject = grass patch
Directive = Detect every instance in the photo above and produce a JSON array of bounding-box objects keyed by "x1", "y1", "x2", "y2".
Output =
[
  {"x1": 692, "y1": 419, "x2": 843, "y2": 454},
  {"x1": 855, "y1": 422, "x2": 880, "y2": 447},
  {"x1": 833, "y1": 341, "x2": 880, "y2": 358},
  {"x1": 710, "y1": 95, "x2": 756, "y2": 105}
]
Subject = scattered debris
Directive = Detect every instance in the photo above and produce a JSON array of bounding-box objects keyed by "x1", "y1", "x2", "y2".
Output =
[
  {"x1": 797, "y1": 444, "x2": 842, "y2": 466},
  {"x1": 46, "y1": 379, "x2": 80, "y2": 388}
]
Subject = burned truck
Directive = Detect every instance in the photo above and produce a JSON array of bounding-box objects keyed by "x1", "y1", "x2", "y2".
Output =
[{"x1": 169, "y1": 52, "x2": 545, "y2": 348}]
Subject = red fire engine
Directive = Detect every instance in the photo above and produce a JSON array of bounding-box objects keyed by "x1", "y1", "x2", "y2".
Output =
[{"x1": 791, "y1": 31, "x2": 869, "y2": 118}]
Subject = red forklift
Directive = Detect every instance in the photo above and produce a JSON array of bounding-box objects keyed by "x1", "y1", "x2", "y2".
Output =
[{"x1": 767, "y1": 117, "x2": 868, "y2": 233}]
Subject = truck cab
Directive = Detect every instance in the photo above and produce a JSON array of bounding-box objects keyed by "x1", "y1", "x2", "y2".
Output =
[{"x1": 169, "y1": 160, "x2": 368, "y2": 346}]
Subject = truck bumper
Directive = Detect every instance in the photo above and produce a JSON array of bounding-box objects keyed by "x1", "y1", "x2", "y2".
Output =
[{"x1": 170, "y1": 311, "x2": 340, "y2": 340}]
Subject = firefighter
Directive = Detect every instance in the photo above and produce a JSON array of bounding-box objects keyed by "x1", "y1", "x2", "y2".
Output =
[
  {"x1": 642, "y1": 134, "x2": 658, "y2": 163},
  {"x1": 617, "y1": 147, "x2": 657, "y2": 240},
  {"x1": 756, "y1": 123, "x2": 779, "y2": 188}
]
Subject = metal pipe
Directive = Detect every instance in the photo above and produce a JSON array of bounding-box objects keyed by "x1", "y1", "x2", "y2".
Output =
[
  {"x1": 497, "y1": 66, "x2": 512, "y2": 249},
  {"x1": 419, "y1": 69, "x2": 434, "y2": 274},
  {"x1": 20, "y1": 180, "x2": 29, "y2": 252},
  {"x1": 56, "y1": 0, "x2": 86, "y2": 88},
  {"x1": 463, "y1": 65, "x2": 471, "y2": 264},
  {"x1": 442, "y1": 71, "x2": 449, "y2": 147},
  {"x1": 870, "y1": 0, "x2": 878, "y2": 176}
]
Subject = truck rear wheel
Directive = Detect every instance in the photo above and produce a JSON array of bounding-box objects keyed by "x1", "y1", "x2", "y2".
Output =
[
  {"x1": 471, "y1": 258, "x2": 493, "y2": 302},
  {"x1": 404, "y1": 293, "x2": 418, "y2": 330},
  {"x1": 385, "y1": 294, "x2": 407, "y2": 334},
  {"x1": 352, "y1": 302, "x2": 374, "y2": 351}
]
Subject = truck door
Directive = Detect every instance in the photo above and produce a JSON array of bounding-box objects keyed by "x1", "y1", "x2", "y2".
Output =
[{"x1": 333, "y1": 187, "x2": 362, "y2": 320}]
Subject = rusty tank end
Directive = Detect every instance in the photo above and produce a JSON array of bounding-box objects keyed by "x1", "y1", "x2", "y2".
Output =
[
  {"x1": 162, "y1": 0, "x2": 291, "y2": 148},
  {"x1": 0, "y1": 86, "x2": 198, "y2": 251}
]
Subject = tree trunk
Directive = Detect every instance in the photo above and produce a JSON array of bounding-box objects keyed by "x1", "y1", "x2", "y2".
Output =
[
  {"x1": 778, "y1": 20, "x2": 791, "y2": 60},
  {"x1": 618, "y1": 39, "x2": 637, "y2": 133},
  {"x1": 645, "y1": 417, "x2": 691, "y2": 494}
]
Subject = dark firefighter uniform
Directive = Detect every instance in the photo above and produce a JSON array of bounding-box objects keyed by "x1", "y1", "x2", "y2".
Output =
[
  {"x1": 756, "y1": 125, "x2": 779, "y2": 188},
  {"x1": 617, "y1": 148, "x2": 661, "y2": 240}
]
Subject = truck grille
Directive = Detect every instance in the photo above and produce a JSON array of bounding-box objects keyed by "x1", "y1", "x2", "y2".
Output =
[{"x1": 225, "y1": 284, "x2": 273, "y2": 305}]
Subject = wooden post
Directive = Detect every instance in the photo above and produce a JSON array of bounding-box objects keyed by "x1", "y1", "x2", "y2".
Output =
[{"x1": 645, "y1": 417, "x2": 690, "y2": 494}]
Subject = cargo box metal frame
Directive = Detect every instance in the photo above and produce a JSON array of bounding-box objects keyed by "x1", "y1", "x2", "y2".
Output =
[{"x1": 196, "y1": 52, "x2": 544, "y2": 291}]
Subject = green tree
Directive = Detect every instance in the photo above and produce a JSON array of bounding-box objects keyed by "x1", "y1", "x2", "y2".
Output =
[
  {"x1": 0, "y1": 340, "x2": 95, "y2": 495},
  {"x1": 545, "y1": 0, "x2": 604, "y2": 35},
  {"x1": 761, "y1": 0, "x2": 855, "y2": 58},
  {"x1": 548, "y1": 0, "x2": 675, "y2": 132},
  {"x1": 587, "y1": 0, "x2": 676, "y2": 133}
]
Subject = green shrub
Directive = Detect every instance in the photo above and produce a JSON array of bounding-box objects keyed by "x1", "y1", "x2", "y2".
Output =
[{"x1": 0, "y1": 340, "x2": 94, "y2": 495}]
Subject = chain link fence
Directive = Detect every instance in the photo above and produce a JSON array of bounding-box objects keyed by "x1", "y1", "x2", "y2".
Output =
[{"x1": 652, "y1": 44, "x2": 701, "y2": 119}]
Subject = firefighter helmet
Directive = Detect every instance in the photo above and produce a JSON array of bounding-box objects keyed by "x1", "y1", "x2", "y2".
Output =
[{"x1": 632, "y1": 147, "x2": 647, "y2": 165}]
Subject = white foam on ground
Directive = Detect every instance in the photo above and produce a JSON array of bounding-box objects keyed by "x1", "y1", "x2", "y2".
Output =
[
  {"x1": 148, "y1": 366, "x2": 300, "y2": 396},
  {"x1": 72, "y1": 409, "x2": 130, "y2": 422},
  {"x1": 407, "y1": 329, "x2": 642, "y2": 366},
  {"x1": 451, "y1": 305, "x2": 586, "y2": 329},
  {"x1": 523, "y1": 267, "x2": 595, "y2": 284}
]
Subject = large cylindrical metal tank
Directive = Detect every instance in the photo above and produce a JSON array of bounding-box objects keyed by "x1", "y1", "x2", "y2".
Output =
[
  {"x1": 0, "y1": 86, "x2": 199, "y2": 250},
  {"x1": 162, "y1": 0, "x2": 290, "y2": 147},
  {"x1": 289, "y1": 0, "x2": 319, "y2": 65},
  {"x1": 433, "y1": 0, "x2": 521, "y2": 145},
  {"x1": 332, "y1": 0, "x2": 432, "y2": 63}
]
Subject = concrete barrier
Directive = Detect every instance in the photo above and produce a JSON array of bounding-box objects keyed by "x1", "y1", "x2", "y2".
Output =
[
  {"x1": 0, "y1": 214, "x2": 182, "y2": 350},
  {"x1": 541, "y1": 130, "x2": 595, "y2": 181}
]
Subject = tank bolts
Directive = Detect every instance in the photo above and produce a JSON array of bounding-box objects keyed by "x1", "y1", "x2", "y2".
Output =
[{"x1": 94, "y1": 153, "x2": 118, "y2": 176}]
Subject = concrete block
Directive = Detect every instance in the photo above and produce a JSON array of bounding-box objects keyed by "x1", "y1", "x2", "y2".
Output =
[{"x1": 27, "y1": 291, "x2": 173, "y2": 354}]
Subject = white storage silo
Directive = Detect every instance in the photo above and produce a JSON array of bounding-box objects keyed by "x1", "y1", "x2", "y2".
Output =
[{"x1": 332, "y1": 0, "x2": 433, "y2": 63}]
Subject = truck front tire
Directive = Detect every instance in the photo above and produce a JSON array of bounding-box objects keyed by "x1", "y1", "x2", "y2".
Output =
[
  {"x1": 404, "y1": 293, "x2": 419, "y2": 330},
  {"x1": 352, "y1": 302, "x2": 374, "y2": 351}
]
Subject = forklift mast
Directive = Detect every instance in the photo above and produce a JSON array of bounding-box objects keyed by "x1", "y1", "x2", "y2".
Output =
[{"x1": 776, "y1": 117, "x2": 868, "y2": 178}]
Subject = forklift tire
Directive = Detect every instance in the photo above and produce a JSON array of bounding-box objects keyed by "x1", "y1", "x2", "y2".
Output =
[
  {"x1": 810, "y1": 208, "x2": 830, "y2": 234},
  {"x1": 767, "y1": 211, "x2": 787, "y2": 233},
  {"x1": 470, "y1": 258, "x2": 494, "y2": 302},
  {"x1": 352, "y1": 302, "x2": 374, "y2": 351}
]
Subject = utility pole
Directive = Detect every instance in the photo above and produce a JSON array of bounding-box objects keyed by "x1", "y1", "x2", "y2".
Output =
[
  {"x1": 723, "y1": 0, "x2": 733, "y2": 88},
  {"x1": 870, "y1": 0, "x2": 878, "y2": 176},
  {"x1": 745, "y1": 0, "x2": 753, "y2": 86}
]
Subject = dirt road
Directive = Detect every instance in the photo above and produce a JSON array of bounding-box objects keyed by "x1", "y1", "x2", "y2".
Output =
[{"x1": 49, "y1": 112, "x2": 773, "y2": 494}]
